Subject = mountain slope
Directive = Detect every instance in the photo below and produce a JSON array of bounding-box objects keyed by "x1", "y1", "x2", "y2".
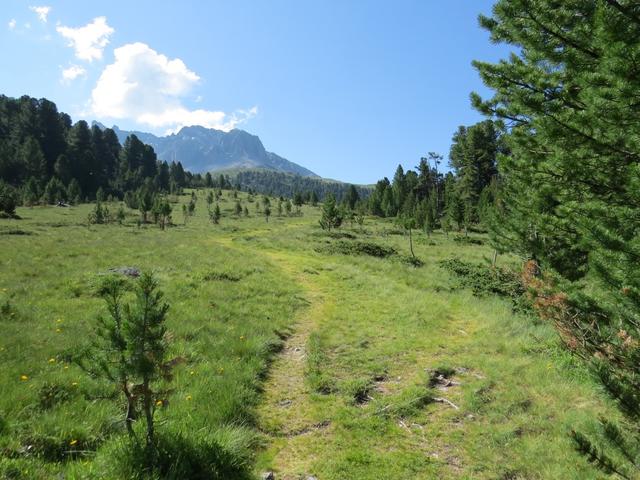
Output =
[
  {"x1": 226, "y1": 168, "x2": 372, "y2": 201},
  {"x1": 99, "y1": 124, "x2": 318, "y2": 177}
]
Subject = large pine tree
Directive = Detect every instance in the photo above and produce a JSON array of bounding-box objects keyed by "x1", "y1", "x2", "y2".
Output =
[{"x1": 474, "y1": 0, "x2": 640, "y2": 474}]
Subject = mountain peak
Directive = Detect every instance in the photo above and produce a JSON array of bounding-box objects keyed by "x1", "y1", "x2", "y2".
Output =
[{"x1": 103, "y1": 124, "x2": 318, "y2": 177}]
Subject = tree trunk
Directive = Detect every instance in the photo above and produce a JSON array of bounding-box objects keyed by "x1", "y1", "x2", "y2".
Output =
[
  {"x1": 142, "y1": 377, "x2": 155, "y2": 470},
  {"x1": 409, "y1": 228, "x2": 415, "y2": 258},
  {"x1": 122, "y1": 379, "x2": 136, "y2": 439}
]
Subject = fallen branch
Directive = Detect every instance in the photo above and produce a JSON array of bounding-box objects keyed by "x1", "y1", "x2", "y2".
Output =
[{"x1": 433, "y1": 397, "x2": 459, "y2": 410}]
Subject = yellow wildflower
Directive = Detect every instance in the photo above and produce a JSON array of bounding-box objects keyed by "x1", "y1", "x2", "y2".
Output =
[
  {"x1": 156, "y1": 400, "x2": 163, "y2": 406},
  {"x1": 69, "y1": 439, "x2": 78, "y2": 446},
  {"x1": 186, "y1": 395, "x2": 192, "y2": 401},
  {"x1": 20, "y1": 375, "x2": 28, "y2": 381},
  {"x1": 71, "y1": 382, "x2": 78, "y2": 386},
  {"x1": 48, "y1": 358, "x2": 56, "y2": 364},
  {"x1": 55, "y1": 328, "x2": 62, "y2": 333},
  {"x1": 190, "y1": 370, "x2": 195, "y2": 375}
]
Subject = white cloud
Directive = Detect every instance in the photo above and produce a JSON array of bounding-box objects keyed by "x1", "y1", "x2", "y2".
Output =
[
  {"x1": 61, "y1": 64, "x2": 86, "y2": 83},
  {"x1": 56, "y1": 16, "x2": 114, "y2": 62},
  {"x1": 91, "y1": 42, "x2": 257, "y2": 133},
  {"x1": 8, "y1": 19, "x2": 16, "y2": 29},
  {"x1": 29, "y1": 6, "x2": 51, "y2": 23}
]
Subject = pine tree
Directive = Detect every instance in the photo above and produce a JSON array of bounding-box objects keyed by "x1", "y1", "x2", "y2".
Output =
[
  {"x1": 319, "y1": 193, "x2": 342, "y2": 231},
  {"x1": 210, "y1": 203, "x2": 221, "y2": 224},
  {"x1": 0, "y1": 180, "x2": 18, "y2": 216},
  {"x1": 474, "y1": 1, "x2": 640, "y2": 474},
  {"x1": 21, "y1": 177, "x2": 40, "y2": 207},
  {"x1": 153, "y1": 196, "x2": 172, "y2": 230},
  {"x1": 181, "y1": 204, "x2": 188, "y2": 225},
  {"x1": 42, "y1": 177, "x2": 66, "y2": 204},
  {"x1": 449, "y1": 120, "x2": 501, "y2": 221},
  {"x1": 391, "y1": 164, "x2": 407, "y2": 213},
  {"x1": 91, "y1": 273, "x2": 170, "y2": 468},
  {"x1": 344, "y1": 184, "x2": 360, "y2": 211},
  {"x1": 67, "y1": 121, "x2": 97, "y2": 196},
  {"x1": 124, "y1": 191, "x2": 138, "y2": 210},
  {"x1": 117, "y1": 205, "x2": 126, "y2": 225},
  {"x1": 424, "y1": 192, "x2": 436, "y2": 237},
  {"x1": 445, "y1": 186, "x2": 464, "y2": 232},
  {"x1": 67, "y1": 178, "x2": 82, "y2": 204},
  {"x1": 381, "y1": 187, "x2": 396, "y2": 217},
  {"x1": 137, "y1": 185, "x2": 154, "y2": 223},
  {"x1": 292, "y1": 192, "x2": 303, "y2": 212},
  {"x1": 20, "y1": 137, "x2": 47, "y2": 185},
  {"x1": 398, "y1": 192, "x2": 417, "y2": 257}
]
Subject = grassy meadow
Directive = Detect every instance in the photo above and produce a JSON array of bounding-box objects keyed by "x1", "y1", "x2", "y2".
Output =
[{"x1": 0, "y1": 190, "x2": 617, "y2": 479}]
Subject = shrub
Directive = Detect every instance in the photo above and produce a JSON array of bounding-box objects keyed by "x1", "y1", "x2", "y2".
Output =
[
  {"x1": 0, "y1": 181, "x2": 18, "y2": 216},
  {"x1": 317, "y1": 240, "x2": 396, "y2": 258},
  {"x1": 453, "y1": 235, "x2": 484, "y2": 245},
  {"x1": 439, "y1": 258, "x2": 529, "y2": 311},
  {"x1": 319, "y1": 194, "x2": 342, "y2": 230}
]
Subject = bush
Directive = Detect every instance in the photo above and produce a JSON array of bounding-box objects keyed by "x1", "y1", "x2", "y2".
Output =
[
  {"x1": 317, "y1": 240, "x2": 396, "y2": 258},
  {"x1": 203, "y1": 270, "x2": 242, "y2": 282},
  {"x1": 399, "y1": 254, "x2": 424, "y2": 267},
  {"x1": 88, "y1": 202, "x2": 109, "y2": 224},
  {"x1": 0, "y1": 181, "x2": 18, "y2": 216},
  {"x1": 439, "y1": 258, "x2": 530, "y2": 311},
  {"x1": 452, "y1": 235, "x2": 484, "y2": 245}
]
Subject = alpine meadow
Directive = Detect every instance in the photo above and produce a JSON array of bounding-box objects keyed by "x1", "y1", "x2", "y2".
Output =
[{"x1": 2, "y1": 1, "x2": 640, "y2": 479}]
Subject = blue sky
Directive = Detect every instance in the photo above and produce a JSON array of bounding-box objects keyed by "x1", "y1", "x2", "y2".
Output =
[{"x1": 1, "y1": 1, "x2": 509, "y2": 184}]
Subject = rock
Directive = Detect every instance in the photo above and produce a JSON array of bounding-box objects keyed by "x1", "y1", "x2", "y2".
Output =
[
  {"x1": 306, "y1": 476, "x2": 318, "y2": 480},
  {"x1": 261, "y1": 472, "x2": 275, "y2": 480},
  {"x1": 108, "y1": 267, "x2": 141, "y2": 278}
]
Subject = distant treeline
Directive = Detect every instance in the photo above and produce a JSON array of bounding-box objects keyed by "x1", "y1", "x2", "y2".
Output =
[
  {"x1": 0, "y1": 94, "x2": 371, "y2": 208},
  {"x1": 231, "y1": 169, "x2": 371, "y2": 202},
  {"x1": 365, "y1": 119, "x2": 502, "y2": 234},
  {"x1": 0, "y1": 94, "x2": 199, "y2": 204}
]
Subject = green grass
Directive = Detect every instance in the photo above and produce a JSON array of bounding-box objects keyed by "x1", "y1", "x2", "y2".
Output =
[{"x1": 0, "y1": 190, "x2": 619, "y2": 479}]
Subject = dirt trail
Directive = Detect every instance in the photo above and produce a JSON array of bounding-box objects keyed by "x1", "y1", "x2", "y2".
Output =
[
  {"x1": 214, "y1": 234, "x2": 331, "y2": 476},
  {"x1": 254, "y1": 250, "x2": 332, "y2": 479}
]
